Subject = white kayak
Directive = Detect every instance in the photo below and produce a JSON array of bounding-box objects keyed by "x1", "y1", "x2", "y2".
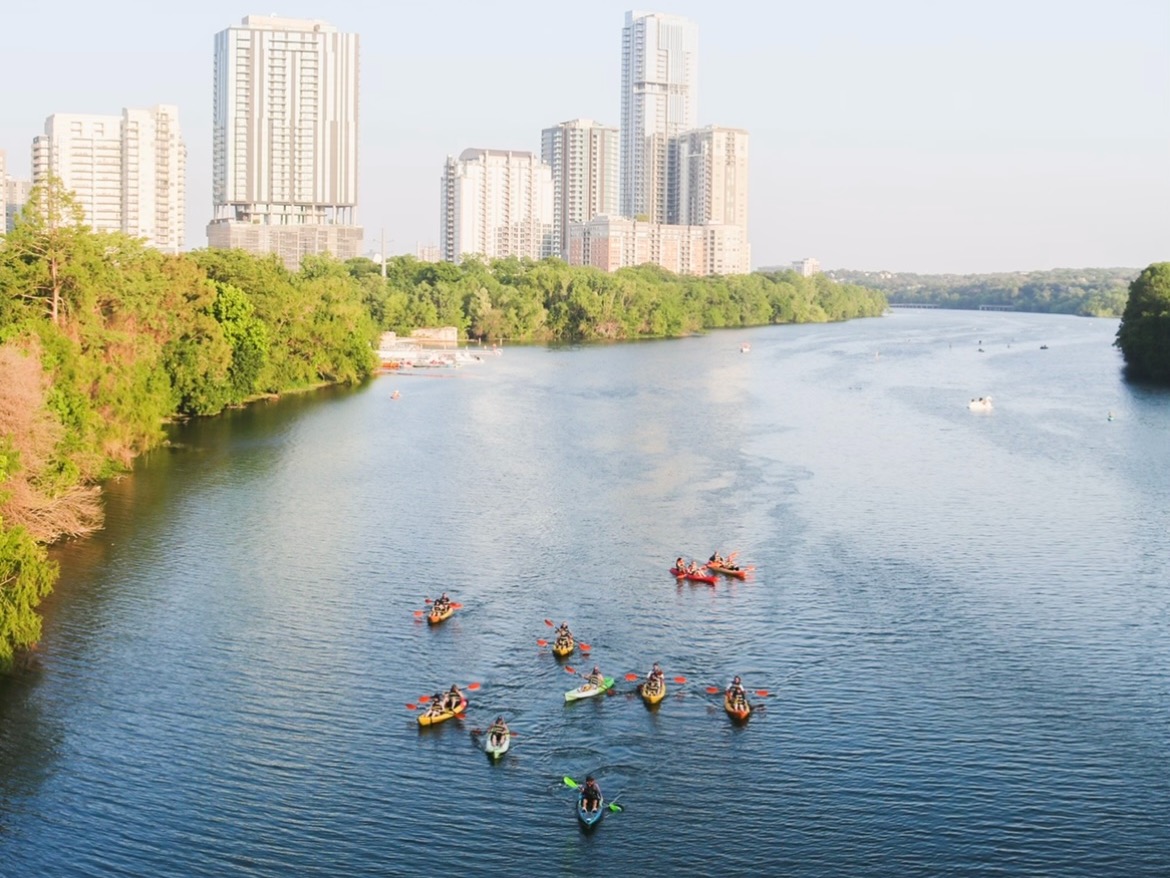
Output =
[{"x1": 484, "y1": 727, "x2": 511, "y2": 759}]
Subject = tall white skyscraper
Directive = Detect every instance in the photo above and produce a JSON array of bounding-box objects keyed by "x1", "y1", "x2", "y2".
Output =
[
  {"x1": 673, "y1": 125, "x2": 749, "y2": 230},
  {"x1": 208, "y1": 15, "x2": 361, "y2": 269},
  {"x1": 440, "y1": 149, "x2": 555, "y2": 263},
  {"x1": 620, "y1": 10, "x2": 698, "y2": 223},
  {"x1": 541, "y1": 119, "x2": 619, "y2": 258},
  {"x1": 31, "y1": 107, "x2": 186, "y2": 252}
]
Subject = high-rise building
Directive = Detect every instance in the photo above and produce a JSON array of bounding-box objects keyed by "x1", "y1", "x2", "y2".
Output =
[
  {"x1": 208, "y1": 15, "x2": 361, "y2": 269},
  {"x1": 540, "y1": 119, "x2": 619, "y2": 258},
  {"x1": 672, "y1": 126, "x2": 748, "y2": 230},
  {"x1": 620, "y1": 11, "x2": 698, "y2": 223},
  {"x1": 31, "y1": 107, "x2": 186, "y2": 252},
  {"x1": 791, "y1": 257, "x2": 821, "y2": 277},
  {"x1": 440, "y1": 149, "x2": 555, "y2": 263}
]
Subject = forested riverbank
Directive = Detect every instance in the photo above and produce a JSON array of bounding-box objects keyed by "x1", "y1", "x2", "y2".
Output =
[
  {"x1": 827, "y1": 267, "x2": 1135, "y2": 316},
  {"x1": 0, "y1": 183, "x2": 886, "y2": 671}
]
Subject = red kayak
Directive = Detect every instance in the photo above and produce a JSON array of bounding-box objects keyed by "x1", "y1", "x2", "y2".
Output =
[{"x1": 671, "y1": 567, "x2": 717, "y2": 585}]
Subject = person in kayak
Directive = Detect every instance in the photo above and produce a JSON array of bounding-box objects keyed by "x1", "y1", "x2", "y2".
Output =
[
  {"x1": 675, "y1": 557, "x2": 685, "y2": 571},
  {"x1": 443, "y1": 684, "x2": 463, "y2": 711},
  {"x1": 646, "y1": 663, "x2": 664, "y2": 692},
  {"x1": 582, "y1": 776, "x2": 602, "y2": 814},
  {"x1": 586, "y1": 666, "x2": 604, "y2": 687},
  {"x1": 726, "y1": 676, "x2": 747, "y2": 706},
  {"x1": 433, "y1": 593, "x2": 451, "y2": 612},
  {"x1": 488, "y1": 715, "x2": 508, "y2": 747},
  {"x1": 424, "y1": 693, "x2": 445, "y2": 717}
]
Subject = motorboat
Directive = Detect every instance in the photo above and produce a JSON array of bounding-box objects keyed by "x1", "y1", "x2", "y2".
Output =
[{"x1": 968, "y1": 396, "x2": 993, "y2": 412}]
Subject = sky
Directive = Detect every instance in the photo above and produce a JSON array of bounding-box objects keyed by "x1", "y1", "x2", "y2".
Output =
[{"x1": 1, "y1": 0, "x2": 1167, "y2": 273}]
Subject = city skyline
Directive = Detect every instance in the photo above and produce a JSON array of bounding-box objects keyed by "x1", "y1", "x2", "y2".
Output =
[{"x1": 1, "y1": 0, "x2": 1167, "y2": 273}]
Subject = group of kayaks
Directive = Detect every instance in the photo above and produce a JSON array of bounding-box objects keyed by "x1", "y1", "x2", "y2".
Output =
[
  {"x1": 671, "y1": 552, "x2": 753, "y2": 585},
  {"x1": 415, "y1": 553, "x2": 761, "y2": 827}
]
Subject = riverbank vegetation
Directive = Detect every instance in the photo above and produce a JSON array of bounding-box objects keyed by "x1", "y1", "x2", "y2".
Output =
[
  {"x1": 1115, "y1": 263, "x2": 1170, "y2": 384},
  {"x1": 826, "y1": 267, "x2": 1136, "y2": 316},
  {"x1": 0, "y1": 181, "x2": 885, "y2": 670}
]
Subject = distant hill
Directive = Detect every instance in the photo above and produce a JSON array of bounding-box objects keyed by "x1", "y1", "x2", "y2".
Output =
[{"x1": 820, "y1": 267, "x2": 1137, "y2": 317}]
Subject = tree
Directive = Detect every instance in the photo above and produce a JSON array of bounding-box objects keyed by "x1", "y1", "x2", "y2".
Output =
[{"x1": 1115, "y1": 262, "x2": 1170, "y2": 383}]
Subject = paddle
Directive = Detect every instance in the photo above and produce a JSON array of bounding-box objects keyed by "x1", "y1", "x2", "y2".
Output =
[
  {"x1": 579, "y1": 643, "x2": 592, "y2": 652},
  {"x1": 536, "y1": 638, "x2": 549, "y2": 647},
  {"x1": 544, "y1": 619, "x2": 555, "y2": 627}
]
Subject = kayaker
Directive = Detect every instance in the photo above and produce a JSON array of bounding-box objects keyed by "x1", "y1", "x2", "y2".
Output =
[
  {"x1": 709, "y1": 552, "x2": 724, "y2": 566},
  {"x1": 443, "y1": 684, "x2": 463, "y2": 711},
  {"x1": 586, "y1": 666, "x2": 604, "y2": 687},
  {"x1": 675, "y1": 557, "x2": 685, "y2": 571},
  {"x1": 488, "y1": 715, "x2": 508, "y2": 747},
  {"x1": 582, "y1": 776, "x2": 602, "y2": 814},
  {"x1": 426, "y1": 693, "x2": 444, "y2": 716},
  {"x1": 726, "y1": 676, "x2": 746, "y2": 706}
]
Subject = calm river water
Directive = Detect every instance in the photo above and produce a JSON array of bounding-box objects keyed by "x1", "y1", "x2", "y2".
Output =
[{"x1": 2, "y1": 310, "x2": 1169, "y2": 877}]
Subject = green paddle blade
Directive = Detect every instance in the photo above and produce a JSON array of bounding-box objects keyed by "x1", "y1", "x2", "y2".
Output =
[
  {"x1": 608, "y1": 802, "x2": 623, "y2": 812},
  {"x1": 563, "y1": 776, "x2": 579, "y2": 789}
]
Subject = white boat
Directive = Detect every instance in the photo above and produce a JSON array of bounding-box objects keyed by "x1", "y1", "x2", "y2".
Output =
[
  {"x1": 740, "y1": 342, "x2": 751, "y2": 353},
  {"x1": 968, "y1": 396, "x2": 993, "y2": 412}
]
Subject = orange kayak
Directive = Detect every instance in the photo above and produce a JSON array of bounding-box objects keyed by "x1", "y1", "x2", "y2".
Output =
[
  {"x1": 724, "y1": 695, "x2": 752, "y2": 722},
  {"x1": 427, "y1": 605, "x2": 455, "y2": 625},
  {"x1": 708, "y1": 563, "x2": 748, "y2": 579}
]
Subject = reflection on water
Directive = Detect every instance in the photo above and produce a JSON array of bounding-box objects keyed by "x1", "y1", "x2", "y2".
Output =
[{"x1": 2, "y1": 312, "x2": 1169, "y2": 877}]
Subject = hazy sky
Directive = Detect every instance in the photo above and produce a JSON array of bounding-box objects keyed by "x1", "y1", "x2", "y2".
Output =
[{"x1": 2, "y1": 0, "x2": 1167, "y2": 273}]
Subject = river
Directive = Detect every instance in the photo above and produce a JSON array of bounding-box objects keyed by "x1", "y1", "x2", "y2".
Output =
[{"x1": 2, "y1": 310, "x2": 1168, "y2": 877}]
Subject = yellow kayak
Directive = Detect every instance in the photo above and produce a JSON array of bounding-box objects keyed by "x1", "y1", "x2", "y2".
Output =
[
  {"x1": 417, "y1": 697, "x2": 467, "y2": 726},
  {"x1": 427, "y1": 605, "x2": 455, "y2": 625},
  {"x1": 640, "y1": 679, "x2": 667, "y2": 706},
  {"x1": 553, "y1": 637, "x2": 575, "y2": 657}
]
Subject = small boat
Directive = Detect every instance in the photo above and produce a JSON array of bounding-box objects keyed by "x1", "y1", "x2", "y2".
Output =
[
  {"x1": 417, "y1": 697, "x2": 468, "y2": 727},
  {"x1": 577, "y1": 793, "x2": 606, "y2": 828},
  {"x1": 724, "y1": 695, "x2": 752, "y2": 723},
  {"x1": 968, "y1": 396, "x2": 993, "y2": 412},
  {"x1": 427, "y1": 604, "x2": 456, "y2": 625},
  {"x1": 484, "y1": 726, "x2": 511, "y2": 760},
  {"x1": 553, "y1": 637, "x2": 575, "y2": 658},
  {"x1": 740, "y1": 342, "x2": 751, "y2": 353},
  {"x1": 671, "y1": 567, "x2": 717, "y2": 585},
  {"x1": 639, "y1": 679, "x2": 667, "y2": 706},
  {"x1": 707, "y1": 563, "x2": 748, "y2": 580},
  {"x1": 565, "y1": 677, "x2": 615, "y2": 702},
  {"x1": 1040, "y1": 345, "x2": 1049, "y2": 350}
]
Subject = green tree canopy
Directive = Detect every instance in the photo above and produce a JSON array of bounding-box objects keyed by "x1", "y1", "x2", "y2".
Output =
[{"x1": 1115, "y1": 262, "x2": 1170, "y2": 383}]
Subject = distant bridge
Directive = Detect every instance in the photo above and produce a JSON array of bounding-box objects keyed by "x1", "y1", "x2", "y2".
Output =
[
  {"x1": 978, "y1": 304, "x2": 1016, "y2": 311},
  {"x1": 887, "y1": 303, "x2": 940, "y2": 309}
]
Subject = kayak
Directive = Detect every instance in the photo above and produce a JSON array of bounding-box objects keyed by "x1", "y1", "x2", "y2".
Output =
[
  {"x1": 427, "y1": 604, "x2": 455, "y2": 625},
  {"x1": 708, "y1": 563, "x2": 748, "y2": 579},
  {"x1": 417, "y1": 696, "x2": 468, "y2": 726},
  {"x1": 565, "y1": 677, "x2": 615, "y2": 702},
  {"x1": 670, "y1": 567, "x2": 717, "y2": 585},
  {"x1": 724, "y1": 695, "x2": 752, "y2": 722},
  {"x1": 553, "y1": 637, "x2": 575, "y2": 657},
  {"x1": 577, "y1": 793, "x2": 605, "y2": 828},
  {"x1": 484, "y1": 727, "x2": 511, "y2": 760},
  {"x1": 639, "y1": 679, "x2": 667, "y2": 706}
]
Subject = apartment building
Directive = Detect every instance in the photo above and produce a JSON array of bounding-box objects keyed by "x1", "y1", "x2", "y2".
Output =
[
  {"x1": 31, "y1": 106, "x2": 186, "y2": 252},
  {"x1": 620, "y1": 11, "x2": 698, "y2": 223},
  {"x1": 207, "y1": 15, "x2": 361, "y2": 269},
  {"x1": 672, "y1": 126, "x2": 749, "y2": 230},
  {"x1": 568, "y1": 215, "x2": 750, "y2": 276},
  {"x1": 440, "y1": 149, "x2": 555, "y2": 263},
  {"x1": 540, "y1": 119, "x2": 619, "y2": 258}
]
